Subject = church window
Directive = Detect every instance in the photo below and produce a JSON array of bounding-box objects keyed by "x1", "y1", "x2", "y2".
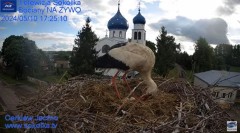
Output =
[
  {"x1": 119, "y1": 31, "x2": 122, "y2": 38},
  {"x1": 134, "y1": 32, "x2": 137, "y2": 40},
  {"x1": 113, "y1": 31, "x2": 115, "y2": 37},
  {"x1": 138, "y1": 32, "x2": 141, "y2": 40},
  {"x1": 102, "y1": 45, "x2": 110, "y2": 53}
]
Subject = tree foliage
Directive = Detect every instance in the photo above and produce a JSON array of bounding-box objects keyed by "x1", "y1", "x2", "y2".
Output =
[
  {"x1": 231, "y1": 45, "x2": 240, "y2": 66},
  {"x1": 146, "y1": 40, "x2": 156, "y2": 54},
  {"x1": 1, "y1": 35, "x2": 42, "y2": 79},
  {"x1": 176, "y1": 52, "x2": 192, "y2": 70},
  {"x1": 69, "y1": 17, "x2": 99, "y2": 76},
  {"x1": 155, "y1": 26, "x2": 181, "y2": 77},
  {"x1": 54, "y1": 51, "x2": 71, "y2": 61},
  {"x1": 193, "y1": 37, "x2": 214, "y2": 72},
  {"x1": 214, "y1": 44, "x2": 240, "y2": 68}
]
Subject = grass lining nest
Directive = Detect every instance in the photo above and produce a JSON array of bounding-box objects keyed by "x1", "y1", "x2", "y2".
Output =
[{"x1": 17, "y1": 75, "x2": 230, "y2": 133}]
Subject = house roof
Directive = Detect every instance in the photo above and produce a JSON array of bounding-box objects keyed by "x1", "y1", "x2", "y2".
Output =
[{"x1": 194, "y1": 70, "x2": 240, "y2": 88}]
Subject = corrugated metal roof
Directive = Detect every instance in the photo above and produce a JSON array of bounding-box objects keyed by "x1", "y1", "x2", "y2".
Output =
[{"x1": 194, "y1": 70, "x2": 240, "y2": 88}]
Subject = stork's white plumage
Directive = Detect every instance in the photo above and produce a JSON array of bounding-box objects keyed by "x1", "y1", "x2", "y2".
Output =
[{"x1": 96, "y1": 42, "x2": 158, "y2": 99}]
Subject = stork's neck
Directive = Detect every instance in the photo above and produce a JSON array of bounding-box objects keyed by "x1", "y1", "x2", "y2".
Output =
[{"x1": 142, "y1": 71, "x2": 158, "y2": 94}]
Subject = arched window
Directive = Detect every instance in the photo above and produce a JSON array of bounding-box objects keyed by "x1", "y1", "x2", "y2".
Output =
[
  {"x1": 138, "y1": 32, "x2": 141, "y2": 40},
  {"x1": 102, "y1": 45, "x2": 110, "y2": 53},
  {"x1": 119, "y1": 31, "x2": 122, "y2": 38},
  {"x1": 134, "y1": 32, "x2": 137, "y2": 40},
  {"x1": 113, "y1": 31, "x2": 115, "y2": 37}
]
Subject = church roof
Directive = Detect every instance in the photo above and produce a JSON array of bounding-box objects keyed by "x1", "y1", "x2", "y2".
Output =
[
  {"x1": 107, "y1": 3, "x2": 129, "y2": 30},
  {"x1": 133, "y1": 11, "x2": 146, "y2": 24}
]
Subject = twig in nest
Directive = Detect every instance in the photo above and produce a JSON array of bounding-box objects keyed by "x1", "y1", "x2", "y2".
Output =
[
  {"x1": 126, "y1": 81, "x2": 143, "y2": 98},
  {"x1": 115, "y1": 81, "x2": 143, "y2": 115},
  {"x1": 80, "y1": 94, "x2": 87, "y2": 103},
  {"x1": 173, "y1": 102, "x2": 183, "y2": 133},
  {"x1": 157, "y1": 78, "x2": 173, "y2": 87}
]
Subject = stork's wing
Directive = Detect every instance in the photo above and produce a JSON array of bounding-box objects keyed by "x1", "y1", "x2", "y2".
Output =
[
  {"x1": 109, "y1": 42, "x2": 127, "y2": 50},
  {"x1": 108, "y1": 48, "x2": 146, "y2": 69}
]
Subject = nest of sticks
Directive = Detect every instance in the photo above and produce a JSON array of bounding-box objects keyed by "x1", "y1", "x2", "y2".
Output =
[{"x1": 17, "y1": 75, "x2": 231, "y2": 133}]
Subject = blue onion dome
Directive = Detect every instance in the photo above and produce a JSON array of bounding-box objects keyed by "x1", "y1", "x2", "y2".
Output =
[
  {"x1": 133, "y1": 11, "x2": 146, "y2": 24},
  {"x1": 107, "y1": 6, "x2": 129, "y2": 30}
]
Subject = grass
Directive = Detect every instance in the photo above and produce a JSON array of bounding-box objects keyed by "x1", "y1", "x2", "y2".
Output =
[
  {"x1": 39, "y1": 75, "x2": 63, "y2": 83},
  {"x1": 167, "y1": 67, "x2": 194, "y2": 83},
  {"x1": 38, "y1": 71, "x2": 68, "y2": 84},
  {"x1": 0, "y1": 73, "x2": 20, "y2": 85},
  {"x1": 0, "y1": 69, "x2": 69, "y2": 86},
  {"x1": 0, "y1": 73, "x2": 38, "y2": 88},
  {"x1": 230, "y1": 66, "x2": 240, "y2": 72}
]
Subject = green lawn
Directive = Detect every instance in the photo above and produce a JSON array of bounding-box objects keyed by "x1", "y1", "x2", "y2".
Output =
[
  {"x1": 0, "y1": 69, "x2": 68, "y2": 86},
  {"x1": 167, "y1": 67, "x2": 194, "y2": 82},
  {"x1": 39, "y1": 75, "x2": 63, "y2": 83},
  {"x1": 0, "y1": 73, "x2": 20, "y2": 85},
  {"x1": 230, "y1": 66, "x2": 240, "y2": 72},
  {"x1": 0, "y1": 73, "x2": 38, "y2": 88},
  {"x1": 38, "y1": 71, "x2": 69, "y2": 84}
]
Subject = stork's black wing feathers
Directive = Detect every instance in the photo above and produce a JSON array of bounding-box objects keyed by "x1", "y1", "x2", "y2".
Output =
[
  {"x1": 110, "y1": 42, "x2": 127, "y2": 50},
  {"x1": 95, "y1": 53, "x2": 130, "y2": 71}
]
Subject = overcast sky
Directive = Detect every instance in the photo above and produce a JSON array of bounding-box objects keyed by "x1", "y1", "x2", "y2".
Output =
[{"x1": 1, "y1": 0, "x2": 240, "y2": 55}]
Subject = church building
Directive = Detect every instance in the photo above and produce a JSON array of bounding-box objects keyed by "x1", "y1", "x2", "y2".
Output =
[{"x1": 95, "y1": 1, "x2": 146, "y2": 76}]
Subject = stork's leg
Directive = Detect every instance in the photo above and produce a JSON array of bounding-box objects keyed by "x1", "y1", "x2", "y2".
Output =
[
  {"x1": 112, "y1": 70, "x2": 121, "y2": 99},
  {"x1": 122, "y1": 71, "x2": 131, "y2": 91}
]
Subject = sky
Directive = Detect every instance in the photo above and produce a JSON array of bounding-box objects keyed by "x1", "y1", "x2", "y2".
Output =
[{"x1": 1, "y1": 0, "x2": 240, "y2": 55}]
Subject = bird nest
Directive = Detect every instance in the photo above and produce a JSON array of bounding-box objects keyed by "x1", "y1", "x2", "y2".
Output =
[{"x1": 17, "y1": 75, "x2": 230, "y2": 133}]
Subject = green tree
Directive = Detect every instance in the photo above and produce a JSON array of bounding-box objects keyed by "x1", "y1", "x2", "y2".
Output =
[
  {"x1": 146, "y1": 40, "x2": 156, "y2": 54},
  {"x1": 1, "y1": 35, "x2": 41, "y2": 79},
  {"x1": 214, "y1": 44, "x2": 232, "y2": 64},
  {"x1": 155, "y1": 26, "x2": 181, "y2": 77},
  {"x1": 193, "y1": 37, "x2": 214, "y2": 72},
  {"x1": 54, "y1": 51, "x2": 71, "y2": 60},
  {"x1": 176, "y1": 52, "x2": 192, "y2": 70},
  {"x1": 69, "y1": 17, "x2": 98, "y2": 76},
  {"x1": 232, "y1": 45, "x2": 240, "y2": 66}
]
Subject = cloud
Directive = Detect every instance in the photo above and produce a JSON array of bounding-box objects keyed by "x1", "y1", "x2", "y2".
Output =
[
  {"x1": 0, "y1": 40, "x2": 3, "y2": 49},
  {"x1": 0, "y1": 27, "x2": 6, "y2": 30},
  {"x1": 42, "y1": 43, "x2": 72, "y2": 51},
  {"x1": 217, "y1": 0, "x2": 240, "y2": 15},
  {"x1": 22, "y1": 32, "x2": 75, "y2": 51},
  {"x1": 158, "y1": 0, "x2": 222, "y2": 20},
  {"x1": 22, "y1": 32, "x2": 75, "y2": 42},
  {"x1": 149, "y1": 16, "x2": 229, "y2": 44},
  {"x1": 228, "y1": 35, "x2": 240, "y2": 44}
]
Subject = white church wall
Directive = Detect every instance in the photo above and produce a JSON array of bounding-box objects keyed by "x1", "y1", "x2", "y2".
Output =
[
  {"x1": 131, "y1": 29, "x2": 146, "y2": 45},
  {"x1": 109, "y1": 30, "x2": 127, "y2": 39},
  {"x1": 95, "y1": 37, "x2": 127, "y2": 57},
  {"x1": 133, "y1": 24, "x2": 145, "y2": 29}
]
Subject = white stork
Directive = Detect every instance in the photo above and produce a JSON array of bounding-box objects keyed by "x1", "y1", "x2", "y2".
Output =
[{"x1": 96, "y1": 42, "x2": 158, "y2": 99}]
